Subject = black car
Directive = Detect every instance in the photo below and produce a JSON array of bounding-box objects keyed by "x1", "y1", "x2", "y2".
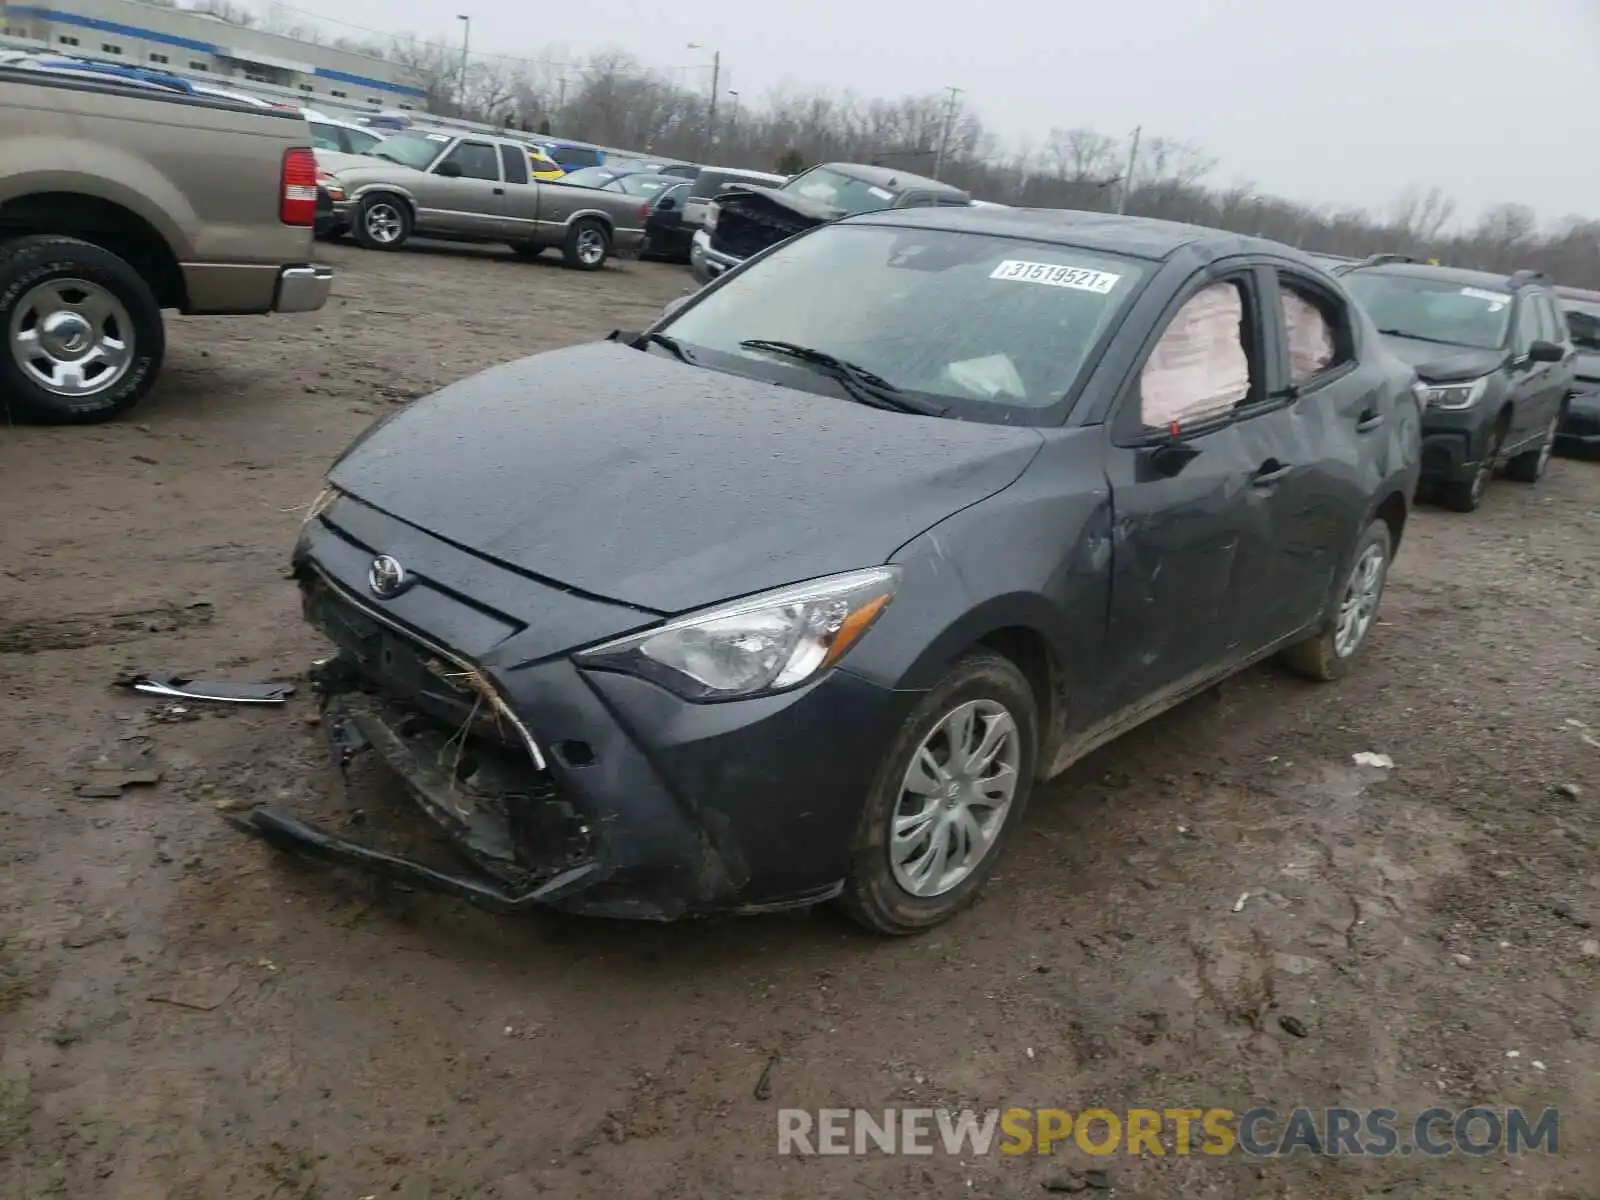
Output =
[
  {"x1": 694, "y1": 162, "x2": 972, "y2": 284},
  {"x1": 1341, "y1": 258, "x2": 1574, "y2": 511},
  {"x1": 640, "y1": 181, "x2": 694, "y2": 262},
  {"x1": 256, "y1": 209, "x2": 1420, "y2": 933},
  {"x1": 1556, "y1": 286, "x2": 1600, "y2": 457}
]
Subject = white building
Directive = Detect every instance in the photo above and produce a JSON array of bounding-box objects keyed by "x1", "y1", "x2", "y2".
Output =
[{"x1": 0, "y1": 0, "x2": 427, "y2": 108}]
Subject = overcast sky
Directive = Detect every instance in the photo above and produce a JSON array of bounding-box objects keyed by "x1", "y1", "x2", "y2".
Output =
[{"x1": 305, "y1": 0, "x2": 1599, "y2": 227}]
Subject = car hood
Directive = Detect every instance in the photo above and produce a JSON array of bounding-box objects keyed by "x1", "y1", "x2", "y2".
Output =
[
  {"x1": 721, "y1": 184, "x2": 846, "y2": 223},
  {"x1": 326, "y1": 160, "x2": 428, "y2": 184},
  {"x1": 314, "y1": 148, "x2": 371, "y2": 174},
  {"x1": 1378, "y1": 336, "x2": 1506, "y2": 383},
  {"x1": 328, "y1": 342, "x2": 1043, "y2": 614}
]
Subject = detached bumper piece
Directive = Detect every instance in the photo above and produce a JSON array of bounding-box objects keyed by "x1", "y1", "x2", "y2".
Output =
[{"x1": 237, "y1": 681, "x2": 603, "y2": 914}]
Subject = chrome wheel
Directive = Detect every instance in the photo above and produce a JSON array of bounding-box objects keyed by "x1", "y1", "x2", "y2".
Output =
[
  {"x1": 8, "y1": 278, "x2": 133, "y2": 398},
  {"x1": 575, "y1": 227, "x2": 607, "y2": 266},
  {"x1": 1334, "y1": 542, "x2": 1387, "y2": 658},
  {"x1": 363, "y1": 202, "x2": 404, "y2": 244},
  {"x1": 889, "y1": 699, "x2": 1021, "y2": 897}
]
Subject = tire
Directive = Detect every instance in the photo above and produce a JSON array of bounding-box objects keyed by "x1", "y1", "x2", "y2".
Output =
[
  {"x1": 0, "y1": 234, "x2": 164, "y2": 424},
  {"x1": 1281, "y1": 519, "x2": 1393, "y2": 682},
  {"x1": 562, "y1": 219, "x2": 611, "y2": 271},
  {"x1": 1435, "y1": 422, "x2": 1505, "y2": 513},
  {"x1": 510, "y1": 242, "x2": 545, "y2": 260},
  {"x1": 352, "y1": 194, "x2": 412, "y2": 251},
  {"x1": 837, "y1": 651, "x2": 1038, "y2": 935},
  {"x1": 1503, "y1": 411, "x2": 1561, "y2": 483}
]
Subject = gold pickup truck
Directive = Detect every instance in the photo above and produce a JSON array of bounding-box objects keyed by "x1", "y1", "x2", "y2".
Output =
[{"x1": 0, "y1": 66, "x2": 333, "y2": 423}]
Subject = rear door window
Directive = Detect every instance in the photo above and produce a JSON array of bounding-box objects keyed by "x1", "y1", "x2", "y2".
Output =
[
  {"x1": 498, "y1": 143, "x2": 530, "y2": 185},
  {"x1": 1273, "y1": 269, "x2": 1354, "y2": 389}
]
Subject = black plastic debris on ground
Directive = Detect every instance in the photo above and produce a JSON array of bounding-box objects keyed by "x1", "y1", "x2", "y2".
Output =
[
  {"x1": 77, "y1": 747, "x2": 163, "y2": 798},
  {"x1": 115, "y1": 670, "x2": 295, "y2": 704}
]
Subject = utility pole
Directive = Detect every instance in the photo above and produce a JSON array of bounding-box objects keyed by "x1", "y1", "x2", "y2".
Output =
[
  {"x1": 456, "y1": 14, "x2": 470, "y2": 117},
  {"x1": 706, "y1": 50, "x2": 721, "y2": 157},
  {"x1": 932, "y1": 85, "x2": 962, "y2": 180},
  {"x1": 557, "y1": 75, "x2": 567, "y2": 113},
  {"x1": 1117, "y1": 125, "x2": 1141, "y2": 215}
]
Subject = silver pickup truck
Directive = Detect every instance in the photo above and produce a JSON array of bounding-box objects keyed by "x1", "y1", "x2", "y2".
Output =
[
  {"x1": 322, "y1": 130, "x2": 648, "y2": 270},
  {"x1": 0, "y1": 66, "x2": 332, "y2": 423}
]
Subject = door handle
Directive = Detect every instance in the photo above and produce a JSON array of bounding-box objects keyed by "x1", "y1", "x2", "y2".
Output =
[
  {"x1": 493, "y1": 187, "x2": 505, "y2": 195},
  {"x1": 1251, "y1": 460, "x2": 1293, "y2": 487},
  {"x1": 1356, "y1": 409, "x2": 1384, "y2": 432}
]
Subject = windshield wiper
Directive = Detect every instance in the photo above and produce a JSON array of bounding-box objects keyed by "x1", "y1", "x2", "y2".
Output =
[
  {"x1": 1375, "y1": 328, "x2": 1468, "y2": 347},
  {"x1": 737, "y1": 339, "x2": 945, "y2": 416}
]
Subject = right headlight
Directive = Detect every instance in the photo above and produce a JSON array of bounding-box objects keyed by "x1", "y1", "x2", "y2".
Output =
[
  {"x1": 576, "y1": 567, "x2": 900, "y2": 702},
  {"x1": 1420, "y1": 376, "x2": 1490, "y2": 410}
]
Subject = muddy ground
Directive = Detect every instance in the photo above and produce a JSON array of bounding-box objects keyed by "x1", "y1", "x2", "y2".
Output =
[{"x1": 1, "y1": 241, "x2": 1598, "y2": 1200}]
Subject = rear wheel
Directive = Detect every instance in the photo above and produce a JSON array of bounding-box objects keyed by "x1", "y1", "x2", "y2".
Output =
[
  {"x1": 1281, "y1": 520, "x2": 1392, "y2": 681},
  {"x1": 353, "y1": 195, "x2": 411, "y2": 251},
  {"x1": 562, "y1": 219, "x2": 611, "y2": 271},
  {"x1": 838, "y1": 651, "x2": 1037, "y2": 935},
  {"x1": 0, "y1": 234, "x2": 164, "y2": 424},
  {"x1": 1504, "y1": 412, "x2": 1560, "y2": 482},
  {"x1": 1436, "y1": 423, "x2": 1505, "y2": 512}
]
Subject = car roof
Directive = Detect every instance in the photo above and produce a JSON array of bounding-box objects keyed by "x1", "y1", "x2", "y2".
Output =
[
  {"x1": 1556, "y1": 284, "x2": 1600, "y2": 303},
  {"x1": 846, "y1": 206, "x2": 1274, "y2": 262},
  {"x1": 820, "y1": 162, "x2": 966, "y2": 195},
  {"x1": 1343, "y1": 260, "x2": 1532, "y2": 291}
]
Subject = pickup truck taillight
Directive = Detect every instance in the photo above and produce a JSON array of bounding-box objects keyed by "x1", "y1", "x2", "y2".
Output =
[{"x1": 280, "y1": 147, "x2": 318, "y2": 226}]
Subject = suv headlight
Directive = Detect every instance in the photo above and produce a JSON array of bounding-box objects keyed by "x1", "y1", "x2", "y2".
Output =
[
  {"x1": 578, "y1": 567, "x2": 900, "y2": 701},
  {"x1": 1420, "y1": 376, "x2": 1489, "y2": 410}
]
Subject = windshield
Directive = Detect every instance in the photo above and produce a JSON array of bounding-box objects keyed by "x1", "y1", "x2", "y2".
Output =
[
  {"x1": 1344, "y1": 271, "x2": 1513, "y2": 351},
  {"x1": 781, "y1": 167, "x2": 904, "y2": 215},
  {"x1": 372, "y1": 132, "x2": 450, "y2": 170},
  {"x1": 661, "y1": 224, "x2": 1146, "y2": 418},
  {"x1": 560, "y1": 166, "x2": 617, "y2": 188}
]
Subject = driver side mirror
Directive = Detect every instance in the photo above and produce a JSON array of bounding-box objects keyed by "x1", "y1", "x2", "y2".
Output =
[
  {"x1": 434, "y1": 160, "x2": 463, "y2": 178},
  {"x1": 1526, "y1": 339, "x2": 1565, "y2": 364}
]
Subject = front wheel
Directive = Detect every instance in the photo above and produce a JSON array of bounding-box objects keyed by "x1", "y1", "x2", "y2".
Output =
[
  {"x1": 1504, "y1": 412, "x2": 1560, "y2": 482},
  {"x1": 562, "y1": 219, "x2": 611, "y2": 271},
  {"x1": 353, "y1": 195, "x2": 411, "y2": 251},
  {"x1": 1436, "y1": 424, "x2": 1504, "y2": 512},
  {"x1": 1281, "y1": 519, "x2": 1393, "y2": 681},
  {"x1": 838, "y1": 651, "x2": 1037, "y2": 935},
  {"x1": 0, "y1": 234, "x2": 164, "y2": 423}
]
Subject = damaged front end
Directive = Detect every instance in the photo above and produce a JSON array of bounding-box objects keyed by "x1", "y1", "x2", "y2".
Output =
[
  {"x1": 708, "y1": 186, "x2": 836, "y2": 261},
  {"x1": 235, "y1": 573, "x2": 603, "y2": 914}
]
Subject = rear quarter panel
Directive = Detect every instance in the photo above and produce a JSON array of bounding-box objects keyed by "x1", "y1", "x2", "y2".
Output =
[{"x1": 0, "y1": 77, "x2": 314, "y2": 268}]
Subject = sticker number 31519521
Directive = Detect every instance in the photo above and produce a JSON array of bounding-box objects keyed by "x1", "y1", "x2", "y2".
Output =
[{"x1": 990, "y1": 259, "x2": 1122, "y2": 294}]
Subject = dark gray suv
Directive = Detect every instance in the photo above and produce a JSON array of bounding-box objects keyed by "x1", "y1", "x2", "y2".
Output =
[{"x1": 1343, "y1": 259, "x2": 1575, "y2": 511}]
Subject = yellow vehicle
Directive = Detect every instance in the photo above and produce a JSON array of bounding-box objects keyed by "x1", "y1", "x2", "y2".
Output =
[{"x1": 528, "y1": 147, "x2": 565, "y2": 181}]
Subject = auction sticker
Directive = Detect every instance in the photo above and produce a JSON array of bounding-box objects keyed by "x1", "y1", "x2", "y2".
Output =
[
  {"x1": 991, "y1": 260, "x2": 1122, "y2": 293},
  {"x1": 1460, "y1": 287, "x2": 1509, "y2": 303}
]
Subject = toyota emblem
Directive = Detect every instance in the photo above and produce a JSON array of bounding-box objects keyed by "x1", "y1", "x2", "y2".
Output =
[{"x1": 368, "y1": 554, "x2": 409, "y2": 599}]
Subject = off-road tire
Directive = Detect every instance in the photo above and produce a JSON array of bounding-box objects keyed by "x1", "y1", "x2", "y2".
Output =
[
  {"x1": 0, "y1": 234, "x2": 164, "y2": 424},
  {"x1": 1281, "y1": 519, "x2": 1393, "y2": 681},
  {"x1": 837, "y1": 651, "x2": 1038, "y2": 935}
]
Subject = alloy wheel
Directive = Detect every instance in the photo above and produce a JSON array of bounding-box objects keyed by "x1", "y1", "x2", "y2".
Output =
[
  {"x1": 889, "y1": 699, "x2": 1021, "y2": 897},
  {"x1": 8, "y1": 278, "x2": 134, "y2": 398},
  {"x1": 364, "y1": 203, "x2": 403, "y2": 244},
  {"x1": 1334, "y1": 542, "x2": 1387, "y2": 658},
  {"x1": 576, "y1": 228, "x2": 606, "y2": 266}
]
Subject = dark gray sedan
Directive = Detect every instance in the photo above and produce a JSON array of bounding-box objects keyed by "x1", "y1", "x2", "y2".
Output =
[{"x1": 252, "y1": 208, "x2": 1421, "y2": 933}]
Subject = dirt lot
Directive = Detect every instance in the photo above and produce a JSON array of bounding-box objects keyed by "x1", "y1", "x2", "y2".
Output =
[{"x1": 2, "y1": 241, "x2": 1598, "y2": 1199}]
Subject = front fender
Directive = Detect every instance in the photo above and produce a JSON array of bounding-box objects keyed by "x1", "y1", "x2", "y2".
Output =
[{"x1": 346, "y1": 182, "x2": 420, "y2": 211}]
